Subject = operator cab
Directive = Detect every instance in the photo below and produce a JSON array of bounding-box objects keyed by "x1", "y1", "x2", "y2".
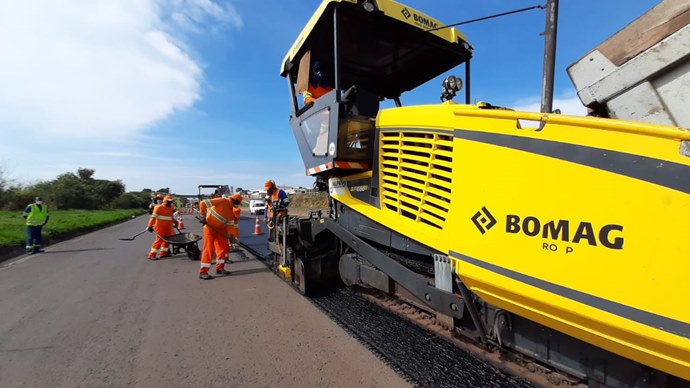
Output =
[{"x1": 281, "y1": 0, "x2": 473, "y2": 182}]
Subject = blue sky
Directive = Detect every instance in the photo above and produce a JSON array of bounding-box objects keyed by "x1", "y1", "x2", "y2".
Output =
[{"x1": 0, "y1": 0, "x2": 660, "y2": 195}]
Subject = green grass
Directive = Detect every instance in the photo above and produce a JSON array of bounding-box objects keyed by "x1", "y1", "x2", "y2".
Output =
[{"x1": 0, "y1": 209, "x2": 146, "y2": 249}]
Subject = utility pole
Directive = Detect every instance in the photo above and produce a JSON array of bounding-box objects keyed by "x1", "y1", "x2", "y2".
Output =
[{"x1": 540, "y1": 0, "x2": 559, "y2": 113}]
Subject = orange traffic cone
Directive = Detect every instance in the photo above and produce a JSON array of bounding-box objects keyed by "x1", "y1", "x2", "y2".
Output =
[
  {"x1": 177, "y1": 217, "x2": 185, "y2": 230},
  {"x1": 253, "y1": 216, "x2": 264, "y2": 235}
]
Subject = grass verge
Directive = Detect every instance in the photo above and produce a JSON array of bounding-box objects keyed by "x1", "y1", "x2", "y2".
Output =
[{"x1": 0, "y1": 209, "x2": 146, "y2": 258}]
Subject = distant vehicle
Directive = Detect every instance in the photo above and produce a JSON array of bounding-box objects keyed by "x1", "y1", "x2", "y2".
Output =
[{"x1": 249, "y1": 199, "x2": 265, "y2": 215}]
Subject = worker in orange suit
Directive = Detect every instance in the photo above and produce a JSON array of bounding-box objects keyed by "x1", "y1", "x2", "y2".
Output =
[
  {"x1": 264, "y1": 180, "x2": 290, "y2": 223},
  {"x1": 147, "y1": 195, "x2": 176, "y2": 260},
  {"x1": 198, "y1": 195, "x2": 238, "y2": 280},
  {"x1": 229, "y1": 194, "x2": 242, "y2": 251},
  {"x1": 302, "y1": 60, "x2": 333, "y2": 104}
]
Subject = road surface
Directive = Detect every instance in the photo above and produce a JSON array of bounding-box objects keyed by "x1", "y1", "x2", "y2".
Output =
[{"x1": 0, "y1": 214, "x2": 408, "y2": 388}]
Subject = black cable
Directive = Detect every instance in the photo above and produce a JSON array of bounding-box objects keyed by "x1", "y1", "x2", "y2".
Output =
[{"x1": 426, "y1": 4, "x2": 545, "y2": 32}]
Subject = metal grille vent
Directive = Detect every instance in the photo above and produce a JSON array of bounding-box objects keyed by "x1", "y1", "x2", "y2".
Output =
[{"x1": 380, "y1": 131, "x2": 453, "y2": 229}]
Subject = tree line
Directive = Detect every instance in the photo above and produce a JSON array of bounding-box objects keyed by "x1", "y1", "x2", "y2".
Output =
[{"x1": 0, "y1": 167, "x2": 158, "y2": 211}]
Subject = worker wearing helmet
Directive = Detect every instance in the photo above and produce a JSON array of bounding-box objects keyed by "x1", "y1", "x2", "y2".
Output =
[
  {"x1": 147, "y1": 195, "x2": 176, "y2": 260},
  {"x1": 148, "y1": 193, "x2": 164, "y2": 215},
  {"x1": 229, "y1": 193, "x2": 243, "y2": 251},
  {"x1": 198, "y1": 195, "x2": 238, "y2": 279},
  {"x1": 264, "y1": 180, "x2": 289, "y2": 226},
  {"x1": 302, "y1": 60, "x2": 333, "y2": 105}
]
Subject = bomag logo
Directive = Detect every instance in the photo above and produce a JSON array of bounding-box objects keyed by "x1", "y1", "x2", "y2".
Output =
[
  {"x1": 413, "y1": 14, "x2": 438, "y2": 29},
  {"x1": 471, "y1": 206, "x2": 496, "y2": 234},
  {"x1": 506, "y1": 215, "x2": 624, "y2": 250},
  {"x1": 400, "y1": 8, "x2": 438, "y2": 29},
  {"x1": 471, "y1": 207, "x2": 625, "y2": 251}
]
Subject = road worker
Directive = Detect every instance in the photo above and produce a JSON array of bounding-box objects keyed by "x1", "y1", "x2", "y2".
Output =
[
  {"x1": 264, "y1": 180, "x2": 289, "y2": 227},
  {"x1": 302, "y1": 60, "x2": 333, "y2": 104},
  {"x1": 148, "y1": 193, "x2": 164, "y2": 215},
  {"x1": 23, "y1": 196, "x2": 50, "y2": 254},
  {"x1": 146, "y1": 195, "x2": 176, "y2": 260},
  {"x1": 198, "y1": 195, "x2": 238, "y2": 280},
  {"x1": 230, "y1": 193, "x2": 242, "y2": 251}
]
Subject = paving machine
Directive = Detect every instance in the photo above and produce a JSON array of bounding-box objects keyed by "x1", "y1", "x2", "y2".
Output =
[{"x1": 272, "y1": 0, "x2": 690, "y2": 386}]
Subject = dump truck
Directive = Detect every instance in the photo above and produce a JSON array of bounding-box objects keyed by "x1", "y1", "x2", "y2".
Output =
[{"x1": 567, "y1": 0, "x2": 690, "y2": 128}]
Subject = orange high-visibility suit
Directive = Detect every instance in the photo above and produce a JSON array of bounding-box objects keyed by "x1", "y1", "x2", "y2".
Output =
[
  {"x1": 147, "y1": 202, "x2": 175, "y2": 259},
  {"x1": 265, "y1": 186, "x2": 290, "y2": 221},
  {"x1": 199, "y1": 197, "x2": 237, "y2": 275},
  {"x1": 303, "y1": 83, "x2": 332, "y2": 104}
]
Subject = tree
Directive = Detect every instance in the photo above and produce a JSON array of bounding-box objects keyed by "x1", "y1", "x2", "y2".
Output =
[
  {"x1": 44, "y1": 169, "x2": 125, "y2": 209},
  {"x1": 235, "y1": 187, "x2": 243, "y2": 193},
  {"x1": 0, "y1": 167, "x2": 8, "y2": 191},
  {"x1": 93, "y1": 179, "x2": 125, "y2": 204},
  {"x1": 157, "y1": 188, "x2": 170, "y2": 194},
  {"x1": 52, "y1": 172, "x2": 90, "y2": 209},
  {"x1": 77, "y1": 168, "x2": 95, "y2": 180},
  {"x1": 0, "y1": 167, "x2": 24, "y2": 210},
  {"x1": 109, "y1": 192, "x2": 149, "y2": 209}
]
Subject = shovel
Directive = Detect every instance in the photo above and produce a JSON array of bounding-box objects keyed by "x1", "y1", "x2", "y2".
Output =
[{"x1": 118, "y1": 229, "x2": 149, "y2": 241}]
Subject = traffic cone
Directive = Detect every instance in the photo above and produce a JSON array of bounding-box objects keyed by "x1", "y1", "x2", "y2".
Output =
[
  {"x1": 253, "y1": 216, "x2": 263, "y2": 235},
  {"x1": 177, "y1": 216, "x2": 185, "y2": 229}
]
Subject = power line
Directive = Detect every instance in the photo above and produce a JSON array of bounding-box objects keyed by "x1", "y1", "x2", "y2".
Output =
[{"x1": 426, "y1": 4, "x2": 545, "y2": 32}]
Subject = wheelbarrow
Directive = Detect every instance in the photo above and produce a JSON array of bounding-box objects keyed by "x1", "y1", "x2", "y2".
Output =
[{"x1": 159, "y1": 232, "x2": 202, "y2": 260}]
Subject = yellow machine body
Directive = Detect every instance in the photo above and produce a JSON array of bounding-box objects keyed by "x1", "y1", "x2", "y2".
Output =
[{"x1": 328, "y1": 102, "x2": 690, "y2": 380}]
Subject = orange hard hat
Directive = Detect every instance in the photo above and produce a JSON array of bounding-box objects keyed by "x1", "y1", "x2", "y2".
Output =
[
  {"x1": 264, "y1": 180, "x2": 274, "y2": 190},
  {"x1": 230, "y1": 193, "x2": 243, "y2": 203},
  {"x1": 156, "y1": 193, "x2": 164, "y2": 199},
  {"x1": 164, "y1": 195, "x2": 174, "y2": 202}
]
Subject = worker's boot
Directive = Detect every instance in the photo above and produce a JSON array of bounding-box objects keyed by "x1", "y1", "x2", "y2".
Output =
[
  {"x1": 216, "y1": 269, "x2": 231, "y2": 276},
  {"x1": 199, "y1": 272, "x2": 213, "y2": 280},
  {"x1": 147, "y1": 255, "x2": 158, "y2": 261}
]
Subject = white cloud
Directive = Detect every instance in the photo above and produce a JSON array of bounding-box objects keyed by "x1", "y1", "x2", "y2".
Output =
[
  {"x1": 0, "y1": 0, "x2": 241, "y2": 139},
  {"x1": 164, "y1": 0, "x2": 243, "y2": 33},
  {"x1": 0, "y1": 0, "x2": 243, "y2": 190}
]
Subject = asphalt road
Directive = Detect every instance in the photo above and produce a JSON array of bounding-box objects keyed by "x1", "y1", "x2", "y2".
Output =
[{"x1": 0, "y1": 214, "x2": 408, "y2": 388}]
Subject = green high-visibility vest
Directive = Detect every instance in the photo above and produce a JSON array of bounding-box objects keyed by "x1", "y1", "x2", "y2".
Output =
[{"x1": 25, "y1": 204, "x2": 48, "y2": 226}]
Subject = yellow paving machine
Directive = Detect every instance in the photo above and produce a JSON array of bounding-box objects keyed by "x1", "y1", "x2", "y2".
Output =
[{"x1": 272, "y1": 0, "x2": 690, "y2": 385}]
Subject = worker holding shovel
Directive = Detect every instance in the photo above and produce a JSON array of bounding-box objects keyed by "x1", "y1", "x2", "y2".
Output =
[{"x1": 146, "y1": 195, "x2": 176, "y2": 260}]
